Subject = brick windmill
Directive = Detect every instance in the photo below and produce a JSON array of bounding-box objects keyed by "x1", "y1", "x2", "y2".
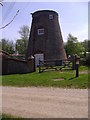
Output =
[{"x1": 26, "y1": 10, "x2": 66, "y2": 66}]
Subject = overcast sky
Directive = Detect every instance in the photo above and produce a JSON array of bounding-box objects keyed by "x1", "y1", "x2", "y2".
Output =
[{"x1": 0, "y1": 1, "x2": 88, "y2": 43}]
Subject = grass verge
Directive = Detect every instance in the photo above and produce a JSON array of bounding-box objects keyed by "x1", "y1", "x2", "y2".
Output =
[
  {"x1": 2, "y1": 113, "x2": 22, "y2": 119},
  {"x1": 1, "y1": 66, "x2": 88, "y2": 89}
]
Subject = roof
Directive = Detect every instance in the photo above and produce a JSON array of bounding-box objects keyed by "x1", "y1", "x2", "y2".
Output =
[{"x1": 32, "y1": 10, "x2": 58, "y2": 17}]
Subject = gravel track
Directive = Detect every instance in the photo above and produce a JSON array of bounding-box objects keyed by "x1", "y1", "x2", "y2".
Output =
[{"x1": 2, "y1": 87, "x2": 88, "y2": 118}]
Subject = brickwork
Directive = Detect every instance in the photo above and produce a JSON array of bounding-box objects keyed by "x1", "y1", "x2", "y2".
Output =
[{"x1": 26, "y1": 10, "x2": 66, "y2": 60}]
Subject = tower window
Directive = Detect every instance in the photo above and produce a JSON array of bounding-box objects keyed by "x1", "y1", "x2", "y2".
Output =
[
  {"x1": 37, "y1": 28, "x2": 44, "y2": 35},
  {"x1": 49, "y1": 14, "x2": 53, "y2": 19}
]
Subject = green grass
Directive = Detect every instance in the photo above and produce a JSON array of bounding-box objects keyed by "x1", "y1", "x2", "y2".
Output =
[
  {"x1": 1, "y1": 113, "x2": 36, "y2": 119},
  {"x1": 1, "y1": 113, "x2": 22, "y2": 119},
  {"x1": 2, "y1": 113, "x2": 14, "y2": 119},
  {"x1": 1, "y1": 66, "x2": 88, "y2": 89}
]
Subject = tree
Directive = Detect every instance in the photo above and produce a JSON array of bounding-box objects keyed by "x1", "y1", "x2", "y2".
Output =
[
  {"x1": 16, "y1": 25, "x2": 29, "y2": 54},
  {"x1": 18, "y1": 25, "x2": 29, "y2": 40},
  {"x1": 1, "y1": 38, "x2": 15, "y2": 54},
  {"x1": 16, "y1": 39, "x2": 26, "y2": 54},
  {"x1": 64, "y1": 34, "x2": 85, "y2": 57},
  {"x1": 81, "y1": 40, "x2": 88, "y2": 53}
]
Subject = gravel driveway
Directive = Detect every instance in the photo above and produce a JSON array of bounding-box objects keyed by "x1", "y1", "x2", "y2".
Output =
[{"x1": 2, "y1": 87, "x2": 88, "y2": 118}]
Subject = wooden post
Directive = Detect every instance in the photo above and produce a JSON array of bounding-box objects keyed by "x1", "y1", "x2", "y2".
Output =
[
  {"x1": 76, "y1": 64, "x2": 79, "y2": 77},
  {"x1": 75, "y1": 55, "x2": 80, "y2": 77},
  {"x1": 72, "y1": 55, "x2": 76, "y2": 70},
  {"x1": 39, "y1": 59, "x2": 41, "y2": 73}
]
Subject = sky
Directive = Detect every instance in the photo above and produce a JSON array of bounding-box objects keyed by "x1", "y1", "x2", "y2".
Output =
[{"x1": 0, "y1": 1, "x2": 88, "y2": 43}]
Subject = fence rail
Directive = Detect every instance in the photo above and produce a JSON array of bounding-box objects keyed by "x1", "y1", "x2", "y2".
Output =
[{"x1": 39, "y1": 59, "x2": 72, "y2": 73}]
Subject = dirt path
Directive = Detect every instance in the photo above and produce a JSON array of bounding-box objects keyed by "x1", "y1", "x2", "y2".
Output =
[{"x1": 2, "y1": 87, "x2": 88, "y2": 118}]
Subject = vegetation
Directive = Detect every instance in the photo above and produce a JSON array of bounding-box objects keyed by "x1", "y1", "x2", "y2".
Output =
[
  {"x1": 0, "y1": 25, "x2": 89, "y2": 56},
  {"x1": 2, "y1": 113, "x2": 14, "y2": 119},
  {"x1": 1, "y1": 39, "x2": 15, "y2": 54},
  {"x1": 16, "y1": 25, "x2": 29, "y2": 54},
  {"x1": 2, "y1": 113, "x2": 21, "y2": 119},
  {"x1": 81, "y1": 39, "x2": 88, "y2": 52},
  {"x1": 1, "y1": 66, "x2": 88, "y2": 89},
  {"x1": 64, "y1": 34, "x2": 85, "y2": 57},
  {"x1": 0, "y1": 25, "x2": 29, "y2": 55}
]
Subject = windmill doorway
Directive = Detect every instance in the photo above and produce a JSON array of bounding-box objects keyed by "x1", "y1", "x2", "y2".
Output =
[{"x1": 34, "y1": 54, "x2": 44, "y2": 67}]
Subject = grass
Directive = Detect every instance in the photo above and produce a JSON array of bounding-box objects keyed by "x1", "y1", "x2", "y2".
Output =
[
  {"x1": 1, "y1": 66, "x2": 88, "y2": 89},
  {"x1": 2, "y1": 113, "x2": 14, "y2": 119},
  {"x1": 1, "y1": 113, "x2": 22, "y2": 119},
  {"x1": 1, "y1": 113, "x2": 46, "y2": 119}
]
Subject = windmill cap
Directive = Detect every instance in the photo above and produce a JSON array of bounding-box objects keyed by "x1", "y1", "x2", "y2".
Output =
[{"x1": 31, "y1": 10, "x2": 58, "y2": 17}]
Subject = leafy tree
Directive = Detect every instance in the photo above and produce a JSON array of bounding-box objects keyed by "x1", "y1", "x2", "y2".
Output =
[
  {"x1": 16, "y1": 25, "x2": 29, "y2": 54},
  {"x1": 18, "y1": 25, "x2": 29, "y2": 39},
  {"x1": 81, "y1": 40, "x2": 88, "y2": 52},
  {"x1": 65, "y1": 34, "x2": 85, "y2": 57},
  {"x1": 16, "y1": 39, "x2": 27, "y2": 54},
  {"x1": 1, "y1": 38, "x2": 15, "y2": 54}
]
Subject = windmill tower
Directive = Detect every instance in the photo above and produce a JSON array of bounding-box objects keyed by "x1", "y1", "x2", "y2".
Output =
[{"x1": 26, "y1": 10, "x2": 66, "y2": 66}]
